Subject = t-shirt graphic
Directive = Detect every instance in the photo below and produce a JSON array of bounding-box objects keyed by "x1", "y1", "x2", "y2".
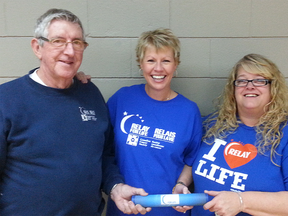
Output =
[
  {"x1": 224, "y1": 140, "x2": 257, "y2": 169},
  {"x1": 120, "y1": 111, "x2": 176, "y2": 150}
]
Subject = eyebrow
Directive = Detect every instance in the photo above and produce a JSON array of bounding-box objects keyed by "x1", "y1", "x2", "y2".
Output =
[
  {"x1": 236, "y1": 75, "x2": 265, "y2": 79},
  {"x1": 50, "y1": 36, "x2": 84, "y2": 41}
]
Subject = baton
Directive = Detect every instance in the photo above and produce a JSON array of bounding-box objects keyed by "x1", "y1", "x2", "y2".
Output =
[{"x1": 132, "y1": 193, "x2": 208, "y2": 207}]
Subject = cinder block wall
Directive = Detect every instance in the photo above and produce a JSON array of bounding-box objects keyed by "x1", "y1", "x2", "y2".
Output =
[
  {"x1": 1, "y1": 0, "x2": 288, "y2": 214},
  {"x1": 1, "y1": 0, "x2": 288, "y2": 116}
]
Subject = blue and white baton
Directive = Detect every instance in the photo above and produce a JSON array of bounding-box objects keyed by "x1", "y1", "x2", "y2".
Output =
[{"x1": 132, "y1": 193, "x2": 208, "y2": 207}]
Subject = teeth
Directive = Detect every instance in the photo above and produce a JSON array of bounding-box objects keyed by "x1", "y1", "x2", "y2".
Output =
[
  {"x1": 152, "y1": 75, "x2": 165, "y2": 79},
  {"x1": 245, "y1": 94, "x2": 257, "y2": 97}
]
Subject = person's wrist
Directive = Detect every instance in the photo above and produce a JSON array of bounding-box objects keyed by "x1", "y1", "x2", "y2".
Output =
[
  {"x1": 110, "y1": 183, "x2": 119, "y2": 197},
  {"x1": 236, "y1": 192, "x2": 244, "y2": 212},
  {"x1": 172, "y1": 181, "x2": 187, "y2": 192}
]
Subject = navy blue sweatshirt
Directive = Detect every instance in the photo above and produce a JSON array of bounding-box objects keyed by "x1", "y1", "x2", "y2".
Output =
[{"x1": 0, "y1": 70, "x2": 124, "y2": 215}]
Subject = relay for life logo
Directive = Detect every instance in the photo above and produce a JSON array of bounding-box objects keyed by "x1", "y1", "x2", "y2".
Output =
[
  {"x1": 119, "y1": 111, "x2": 176, "y2": 149},
  {"x1": 194, "y1": 139, "x2": 258, "y2": 191},
  {"x1": 224, "y1": 142, "x2": 257, "y2": 169}
]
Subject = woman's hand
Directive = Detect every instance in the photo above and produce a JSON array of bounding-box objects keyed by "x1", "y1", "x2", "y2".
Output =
[
  {"x1": 75, "y1": 71, "x2": 91, "y2": 83},
  {"x1": 172, "y1": 183, "x2": 193, "y2": 213},
  {"x1": 204, "y1": 190, "x2": 242, "y2": 216}
]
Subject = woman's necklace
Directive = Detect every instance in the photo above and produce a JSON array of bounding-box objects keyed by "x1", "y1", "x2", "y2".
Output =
[
  {"x1": 166, "y1": 90, "x2": 171, "y2": 101},
  {"x1": 145, "y1": 85, "x2": 173, "y2": 101}
]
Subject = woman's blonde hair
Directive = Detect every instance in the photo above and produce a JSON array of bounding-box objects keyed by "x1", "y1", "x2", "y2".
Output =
[
  {"x1": 203, "y1": 53, "x2": 288, "y2": 165},
  {"x1": 135, "y1": 28, "x2": 180, "y2": 65}
]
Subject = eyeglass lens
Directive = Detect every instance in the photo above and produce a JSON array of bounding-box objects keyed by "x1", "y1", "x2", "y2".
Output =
[{"x1": 234, "y1": 79, "x2": 269, "y2": 87}]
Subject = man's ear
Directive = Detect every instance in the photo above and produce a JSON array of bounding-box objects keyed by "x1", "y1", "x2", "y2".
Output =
[{"x1": 31, "y1": 38, "x2": 42, "y2": 60}]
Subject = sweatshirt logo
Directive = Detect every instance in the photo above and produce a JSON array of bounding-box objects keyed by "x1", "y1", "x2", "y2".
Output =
[
  {"x1": 79, "y1": 107, "x2": 97, "y2": 121},
  {"x1": 224, "y1": 141, "x2": 257, "y2": 169}
]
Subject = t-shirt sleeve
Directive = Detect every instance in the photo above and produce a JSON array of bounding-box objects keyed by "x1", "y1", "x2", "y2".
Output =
[
  {"x1": 281, "y1": 141, "x2": 288, "y2": 190},
  {"x1": 183, "y1": 104, "x2": 203, "y2": 166}
]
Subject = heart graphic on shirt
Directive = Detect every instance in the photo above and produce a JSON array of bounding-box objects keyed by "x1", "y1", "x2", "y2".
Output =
[{"x1": 224, "y1": 142, "x2": 257, "y2": 169}]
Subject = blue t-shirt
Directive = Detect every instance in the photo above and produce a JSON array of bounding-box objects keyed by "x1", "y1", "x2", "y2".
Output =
[
  {"x1": 192, "y1": 122, "x2": 288, "y2": 216},
  {"x1": 106, "y1": 84, "x2": 202, "y2": 216}
]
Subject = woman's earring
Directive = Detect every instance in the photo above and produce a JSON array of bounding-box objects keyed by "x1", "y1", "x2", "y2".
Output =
[
  {"x1": 139, "y1": 68, "x2": 143, "y2": 76},
  {"x1": 173, "y1": 70, "x2": 178, "y2": 77}
]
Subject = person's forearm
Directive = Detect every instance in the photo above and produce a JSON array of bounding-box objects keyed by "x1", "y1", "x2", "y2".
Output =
[
  {"x1": 176, "y1": 165, "x2": 193, "y2": 186},
  {"x1": 241, "y1": 191, "x2": 288, "y2": 216}
]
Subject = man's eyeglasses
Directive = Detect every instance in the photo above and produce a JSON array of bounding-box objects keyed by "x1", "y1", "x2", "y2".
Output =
[
  {"x1": 37, "y1": 36, "x2": 89, "y2": 51},
  {"x1": 233, "y1": 79, "x2": 271, "y2": 87}
]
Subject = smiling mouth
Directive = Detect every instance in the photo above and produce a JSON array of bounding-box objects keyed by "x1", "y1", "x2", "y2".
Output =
[
  {"x1": 151, "y1": 75, "x2": 166, "y2": 80},
  {"x1": 60, "y1": 60, "x2": 73, "y2": 65},
  {"x1": 244, "y1": 94, "x2": 258, "y2": 97}
]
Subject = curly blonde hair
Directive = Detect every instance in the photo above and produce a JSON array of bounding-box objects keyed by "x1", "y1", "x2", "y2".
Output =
[{"x1": 203, "y1": 53, "x2": 288, "y2": 165}]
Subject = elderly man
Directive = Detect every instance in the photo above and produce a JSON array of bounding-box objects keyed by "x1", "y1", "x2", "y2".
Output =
[{"x1": 0, "y1": 8, "x2": 150, "y2": 216}]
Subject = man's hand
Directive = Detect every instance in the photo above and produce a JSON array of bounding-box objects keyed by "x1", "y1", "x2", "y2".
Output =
[{"x1": 110, "y1": 183, "x2": 152, "y2": 215}]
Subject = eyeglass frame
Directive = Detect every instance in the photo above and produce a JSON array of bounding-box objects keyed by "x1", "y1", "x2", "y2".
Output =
[
  {"x1": 233, "y1": 79, "x2": 272, "y2": 87},
  {"x1": 37, "y1": 36, "x2": 89, "y2": 51}
]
